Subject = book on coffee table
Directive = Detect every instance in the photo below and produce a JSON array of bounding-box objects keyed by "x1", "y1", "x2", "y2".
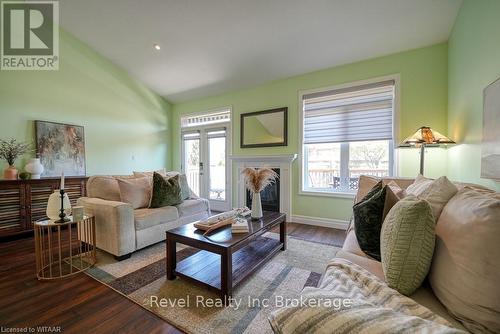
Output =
[{"x1": 231, "y1": 218, "x2": 249, "y2": 234}]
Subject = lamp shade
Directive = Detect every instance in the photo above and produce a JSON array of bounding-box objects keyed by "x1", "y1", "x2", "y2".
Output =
[{"x1": 400, "y1": 126, "x2": 455, "y2": 146}]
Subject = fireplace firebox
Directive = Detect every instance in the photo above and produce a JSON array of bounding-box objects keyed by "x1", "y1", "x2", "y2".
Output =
[{"x1": 246, "y1": 168, "x2": 280, "y2": 212}]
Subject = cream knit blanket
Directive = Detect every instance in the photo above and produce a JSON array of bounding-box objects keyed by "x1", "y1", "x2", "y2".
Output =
[{"x1": 269, "y1": 259, "x2": 466, "y2": 334}]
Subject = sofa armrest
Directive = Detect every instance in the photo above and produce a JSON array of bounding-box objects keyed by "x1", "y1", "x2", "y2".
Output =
[{"x1": 77, "y1": 197, "x2": 135, "y2": 257}]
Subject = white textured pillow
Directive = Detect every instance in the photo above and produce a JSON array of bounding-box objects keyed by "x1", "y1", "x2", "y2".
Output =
[
  {"x1": 406, "y1": 174, "x2": 433, "y2": 193},
  {"x1": 133, "y1": 169, "x2": 167, "y2": 178},
  {"x1": 116, "y1": 177, "x2": 152, "y2": 209},
  {"x1": 406, "y1": 175, "x2": 457, "y2": 220}
]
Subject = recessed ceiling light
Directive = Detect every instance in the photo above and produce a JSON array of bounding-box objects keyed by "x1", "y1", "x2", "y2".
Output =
[{"x1": 153, "y1": 44, "x2": 161, "y2": 50}]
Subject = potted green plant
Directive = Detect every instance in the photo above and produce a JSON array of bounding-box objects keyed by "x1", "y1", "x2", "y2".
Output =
[{"x1": 0, "y1": 139, "x2": 31, "y2": 180}]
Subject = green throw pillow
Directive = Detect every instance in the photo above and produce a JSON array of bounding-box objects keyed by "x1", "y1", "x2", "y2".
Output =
[
  {"x1": 150, "y1": 172, "x2": 183, "y2": 208},
  {"x1": 166, "y1": 172, "x2": 190, "y2": 200},
  {"x1": 381, "y1": 195, "x2": 435, "y2": 296},
  {"x1": 353, "y1": 181, "x2": 386, "y2": 260}
]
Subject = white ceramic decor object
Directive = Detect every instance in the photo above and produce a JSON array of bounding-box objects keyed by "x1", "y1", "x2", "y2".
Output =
[
  {"x1": 46, "y1": 190, "x2": 71, "y2": 221},
  {"x1": 251, "y1": 192, "x2": 263, "y2": 220},
  {"x1": 25, "y1": 158, "x2": 44, "y2": 179}
]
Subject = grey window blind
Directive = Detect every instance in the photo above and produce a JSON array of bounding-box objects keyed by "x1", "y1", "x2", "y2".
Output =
[
  {"x1": 182, "y1": 130, "x2": 200, "y2": 140},
  {"x1": 303, "y1": 80, "x2": 394, "y2": 144},
  {"x1": 206, "y1": 128, "x2": 226, "y2": 139}
]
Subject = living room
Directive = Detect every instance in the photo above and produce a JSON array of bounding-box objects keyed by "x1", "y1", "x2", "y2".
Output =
[{"x1": 0, "y1": 0, "x2": 499, "y2": 333}]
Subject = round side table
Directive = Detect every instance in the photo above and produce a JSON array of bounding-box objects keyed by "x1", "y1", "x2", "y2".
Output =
[{"x1": 34, "y1": 215, "x2": 96, "y2": 280}]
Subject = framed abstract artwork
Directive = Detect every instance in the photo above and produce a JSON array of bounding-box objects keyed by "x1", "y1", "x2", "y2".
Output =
[
  {"x1": 35, "y1": 120, "x2": 86, "y2": 177},
  {"x1": 481, "y1": 77, "x2": 500, "y2": 179}
]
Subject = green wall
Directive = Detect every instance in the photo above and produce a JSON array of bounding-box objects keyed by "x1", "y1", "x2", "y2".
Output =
[
  {"x1": 447, "y1": 0, "x2": 500, "y2": 192},
  {"x1": 173, "y1": 43, "x2": 449, "y2": 221},
  {"x1": 0, "y1": 29, "x2": 172, "y2": 176}
]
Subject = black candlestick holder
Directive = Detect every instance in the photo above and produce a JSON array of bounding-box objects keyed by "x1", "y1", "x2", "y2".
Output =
[{"x1": 55, "y1": 189, "x2": 70, "y2": 223}]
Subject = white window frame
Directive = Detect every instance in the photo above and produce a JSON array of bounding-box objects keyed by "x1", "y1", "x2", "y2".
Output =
[
  {"x1": 298, "y1": 74, "x2": 400, "y2": 198},
  {"x1": 180, "y1": 106, "x2": 233, "y2": 211}
]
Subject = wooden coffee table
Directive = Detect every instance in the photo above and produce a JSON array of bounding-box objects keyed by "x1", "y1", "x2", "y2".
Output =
[{"x1": 166, "y1": 211, "x2": 286, "y2": 300}]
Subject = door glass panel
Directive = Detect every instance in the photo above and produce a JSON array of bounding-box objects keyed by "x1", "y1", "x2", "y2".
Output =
[
  {"x1": 208, "y1": 136, "x2": 226, "y2": 200},
  {"x1": 183, "y1": 138, "x2": 200, "y2": 196}
]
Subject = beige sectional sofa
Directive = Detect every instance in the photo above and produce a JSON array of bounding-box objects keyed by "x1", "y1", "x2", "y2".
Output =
[
  {"x1": 323, "y1": 177, "x2": 499, "y2": 333},
  {"x1": 77, "y1": 175, "x2": 210, "y2": 259}
]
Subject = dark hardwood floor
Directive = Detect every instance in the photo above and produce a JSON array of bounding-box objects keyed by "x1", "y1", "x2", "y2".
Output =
[
  {"x1": 0, "y1": 222, "x2": 345, "y2": 333},
  {"x1": 275, "y1": 222, "x2": 346, "y2": 247}
]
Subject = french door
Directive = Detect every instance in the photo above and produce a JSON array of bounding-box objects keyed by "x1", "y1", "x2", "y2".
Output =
[{"x1": 182, "y1": 126, "x2": 231, "y2": 212}]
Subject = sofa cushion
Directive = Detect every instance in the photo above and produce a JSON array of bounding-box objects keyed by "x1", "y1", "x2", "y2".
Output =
[
  {"x1": 134, "y1": 206, "x2": 179, "y2": 230},
  {"x1": 86, "y1": 175, "x2": 136, "y2": 202},
  {"x1": 150, "y1": 173, "x2": 183, "y2": 208},
  {"x1": 178, "y1": 174, "x2": 191, "y2": 200},
  {"x1": 117, "y1": 177, "x2": 152, "y2": 209},
  {"x1": 382, "y1": 181, "x2": 406, "y2": 221},
  {"x1": 335, "y1": 250, "x2": 384, "y2": 280},
  {"x1": 355, "y1": 175, "x2": 380, "y2": 203},
  {"x1": 86, "y1": 175, "x2": 122, "y2": 201},
  {"x1": 163, "y1": 171, "x2": 191, "y2": 200},
  {"x1": 176, "y1": 198, "x2": 209, "y2": 217},
  {"x1": 133, "y1": 169, "x2": 167, "y2": 177},
  {"x1": 341, "y1": 229, "x2": 367, "y2": 257},
  {"x1": 355, "y1": 175, "x2": 414, "y2": 203},
  {"x1": 406, "y1": 175, "x2": 457, "y2": 221},
  {"x1": 381, "y1": 195, "x2": 435, "y2": 296},
  {"x1": 410, "y1": 287, "x2": 468, "y2": 331},
  {"x1": 353, "y1": 181, "x2": 386, "y2": 260},
  {"x1": 429, "y1": 187, "x2": 500, "y2": 333}
]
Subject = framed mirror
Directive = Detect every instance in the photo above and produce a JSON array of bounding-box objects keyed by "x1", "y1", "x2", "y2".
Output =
[{"x1": 240, "y1": 107, "x2": 288, "y2": 148}]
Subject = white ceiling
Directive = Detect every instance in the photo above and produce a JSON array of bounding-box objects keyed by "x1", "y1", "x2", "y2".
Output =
[{"x1": 58, "y1": 0, "x2": 462, "y2": 103}]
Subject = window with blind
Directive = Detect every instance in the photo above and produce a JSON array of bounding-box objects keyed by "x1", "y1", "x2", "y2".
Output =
[{"x1": 301, "y1": 79, "x2": 395, "y2": 193}]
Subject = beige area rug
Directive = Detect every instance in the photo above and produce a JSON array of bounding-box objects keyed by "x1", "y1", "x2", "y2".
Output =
[{"x1": 85, "y1": 233, "x2": 340, "y2": 334}]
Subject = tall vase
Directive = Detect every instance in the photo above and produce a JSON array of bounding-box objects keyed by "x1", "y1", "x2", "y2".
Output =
[
  {"x1": 3, "y1": 165, "x2": 18, "y2": 180},
  {"x1": 251, "y1": 192, "x2": 263, "y2": 220},
  {"x1": 25, "y1": 158, "x2": 44, "y2": 179}
]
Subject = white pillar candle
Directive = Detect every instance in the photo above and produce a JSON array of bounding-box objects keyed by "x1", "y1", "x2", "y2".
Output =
[{"x1": 60, "y1": 172, "x2": 65, "y2": 190}]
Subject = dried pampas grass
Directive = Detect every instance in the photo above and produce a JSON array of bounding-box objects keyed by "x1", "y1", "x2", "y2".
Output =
[{"x1": 242, "y1": 167, "x2": 279, "y2": 193}]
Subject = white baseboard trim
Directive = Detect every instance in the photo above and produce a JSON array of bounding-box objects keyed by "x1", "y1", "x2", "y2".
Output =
[{"x1": 290, "y1": 215, "x2": 349, "y2": 230}]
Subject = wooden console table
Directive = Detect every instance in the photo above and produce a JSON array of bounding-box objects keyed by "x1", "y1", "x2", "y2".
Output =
[{"x1": 0, "y1": 177, "x2": 87, "y2": 238}]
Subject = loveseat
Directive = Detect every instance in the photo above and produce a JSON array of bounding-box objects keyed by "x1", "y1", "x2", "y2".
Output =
[
  {"x1": 337, "y1": 177, "x2": 468, "y2": 330},
  {"x1": 308, "y1": 176, "x2": 499, "y2": 333},
  {"x1": 77, "y1": 174, "x2": 210, "y2": 259}
]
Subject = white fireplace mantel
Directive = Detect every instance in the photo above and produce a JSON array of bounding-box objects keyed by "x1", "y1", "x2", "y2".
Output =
[{"x1": 229, "y1": 154, "x2": 297, "y2": 220}]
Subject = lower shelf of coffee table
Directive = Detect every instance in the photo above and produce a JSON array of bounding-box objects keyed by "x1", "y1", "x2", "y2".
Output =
[{"x1": 174, "y1": 236, "x2": 282, "y2": 292}]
